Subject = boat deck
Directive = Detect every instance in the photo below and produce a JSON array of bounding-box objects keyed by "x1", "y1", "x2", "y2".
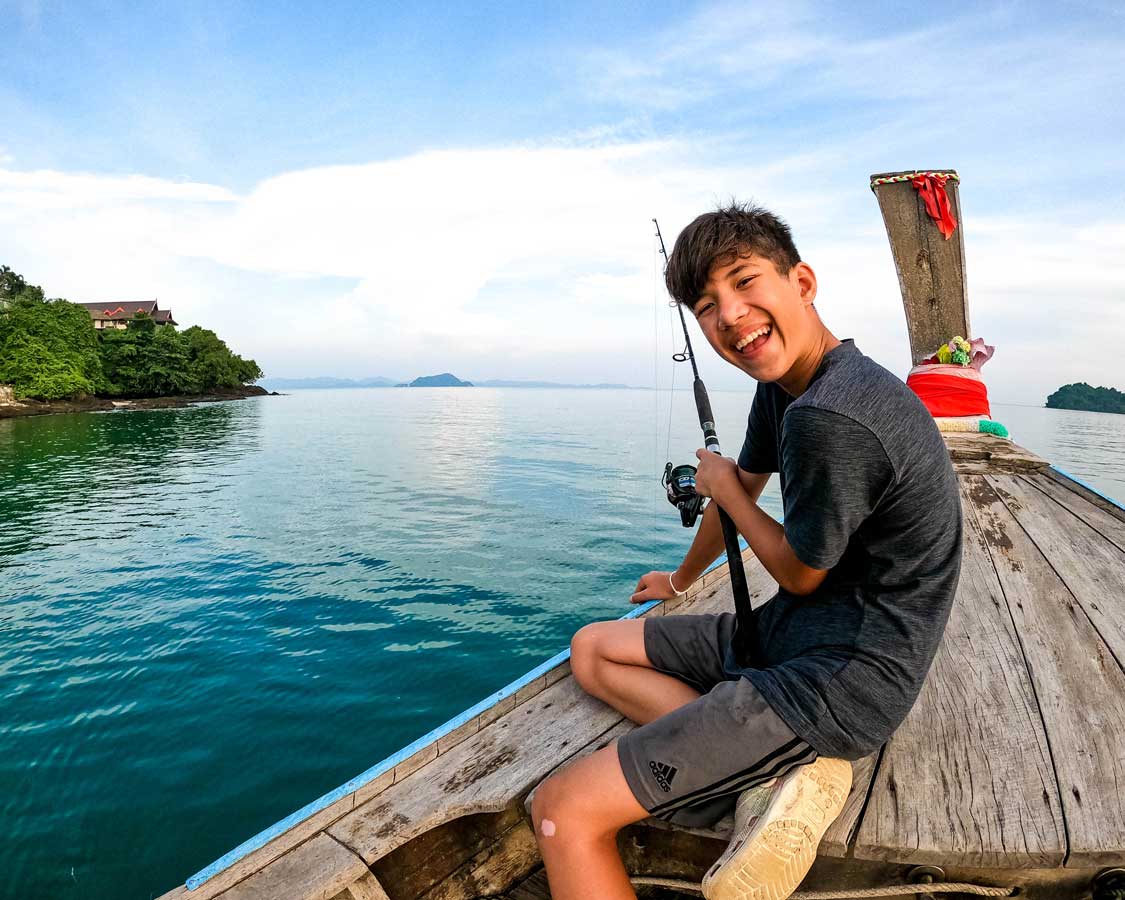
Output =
[
  {"x1": 499, "y1": 869, "x2": 694, "y2": 899},
  {"x1": 159, "y1": 433, "x2": 1125, "y2": 900}
]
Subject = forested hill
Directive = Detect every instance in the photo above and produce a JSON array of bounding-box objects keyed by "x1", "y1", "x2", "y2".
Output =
[
  {"x1": 0, "y1": 266, "x2": 261, "y2": 401},
  {"x1": 1046, "y1": 383, "x2": 1125, "y2": 414}
]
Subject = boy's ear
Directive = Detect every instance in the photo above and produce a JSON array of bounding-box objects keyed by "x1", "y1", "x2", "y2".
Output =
[{"x1": 792, "y1": 261, "x2": 818, "y2": 307}]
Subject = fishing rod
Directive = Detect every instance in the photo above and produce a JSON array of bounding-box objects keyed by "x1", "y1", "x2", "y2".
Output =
[{"x1": 654, "y1": 218, "x2": 755, "y2": 664}]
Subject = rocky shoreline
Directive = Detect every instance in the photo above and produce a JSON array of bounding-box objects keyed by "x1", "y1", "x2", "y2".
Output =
[{"x1": 0, "y1": 384, "x2": 276, "y2": 420}]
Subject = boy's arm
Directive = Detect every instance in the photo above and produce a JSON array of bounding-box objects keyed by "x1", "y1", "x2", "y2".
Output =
[
  {"x1": 695, "y1": 451, "x2": 829, "y2": 597},
  {"x1": 630, "y1": 469, "x2": 770, "y2": 603}
]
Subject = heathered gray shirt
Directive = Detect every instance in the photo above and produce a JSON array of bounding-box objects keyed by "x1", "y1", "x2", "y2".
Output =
[{"x1": 736, "y1": 339, "x2": 962, "y2": 758}]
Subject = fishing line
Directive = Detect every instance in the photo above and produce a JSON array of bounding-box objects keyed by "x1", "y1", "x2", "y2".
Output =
[
  {"x1": 652, "y1": 218, "x2": 755, "y2": 665},
  {"x1": 652, "y1": 244, "x2": 661, "y2": 569}
]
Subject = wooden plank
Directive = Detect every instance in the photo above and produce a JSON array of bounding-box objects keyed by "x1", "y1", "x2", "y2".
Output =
[
  {"x1": 158, "y1": 792, "x2": 358, "y2": 900},
  {"x1": 1043, "y1": 467, "x2": 1125, "y2": 525},
  {"x1": 871, "y1": 170, "x2": 969, "y2": 365},
  {"x1": 854, "y1": 478, "x2": 1065, "y2": 867},
  {"x1": 505, "y1": 868, "x2": 553, "y2": 900},
  {"x1": 345, "y1": 873, "x2": 392, "y2": 900},
  {"x1": 942, "y1": 432, "x2": 1048, "y2": 471},
  {"x1": 820, "y1": 753, "x2": 881, "y2": 858},
  {"x1": 217, "y1": 833, "x2": 369, "y2": 900},
  {"x1": 416, "y1": 819, "x2": 539, "y2": 900},
  {"x1": 966, "y1": 474, "x2": 1125, "y2": 867},
  {"x1": 1025, "y1": 471, "x2": 1125, "y2": 553},
  {"x1": 436, "y1": 715, "x2": 481, "y2": 754},
  {"x1": 989, "y1": 474, "x2": 1125, "y2": 670},
  {"x1": 327, "y1": 674, "x2": 626, "y2": 864},
  {"x1": 370, "y1": 806, "x2": 526, "y2": 899}
]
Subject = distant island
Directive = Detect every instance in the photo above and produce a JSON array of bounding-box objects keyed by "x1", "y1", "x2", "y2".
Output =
[
  {"x1": 262, "y1": 375, "x2": 638, "y2": 390},
  {"x1": 1046, "y1": 383, "x2": 1125, "y2": 414},
  {"x1": 262, "y1": 376, "x2": 398, "y2": 390},
  {"x1": 475, "y1": 379, "x2": 632, "y2": 389},
  {"x1": 397, "y1": 373, "x2": 473, "y2": 388}
]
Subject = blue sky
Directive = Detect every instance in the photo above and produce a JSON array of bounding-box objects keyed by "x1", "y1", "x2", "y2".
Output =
[{"x1": 2, "y1": 0, "x2": 1123, "y2": 402}]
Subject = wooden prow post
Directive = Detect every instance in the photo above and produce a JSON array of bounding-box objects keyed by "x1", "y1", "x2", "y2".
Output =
[{"x1": 870, "y1": 170, "x2": 970, "y2": 366}]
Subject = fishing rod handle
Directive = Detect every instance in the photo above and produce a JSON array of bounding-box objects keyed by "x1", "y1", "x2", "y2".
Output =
[
  {"x1": 693, "y1": 378, "x2": 721, "y2": 454},
  {"x1": 717, "y1": 504, "x2": 754, "y2": 665}
]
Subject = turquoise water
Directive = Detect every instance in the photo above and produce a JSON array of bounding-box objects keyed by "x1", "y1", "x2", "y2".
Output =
[{"x1": 1, "y1": 390, "x2": 1122, "y2": 900}]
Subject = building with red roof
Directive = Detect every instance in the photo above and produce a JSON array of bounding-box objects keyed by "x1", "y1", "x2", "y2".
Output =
[{"x1": 80, "y1": 300, "x2": 177, "y2": 330}]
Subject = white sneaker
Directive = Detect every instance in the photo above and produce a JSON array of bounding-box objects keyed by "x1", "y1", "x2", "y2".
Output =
[{"x1": 701, "y1": 757, "x2": 852, "y2": 900}]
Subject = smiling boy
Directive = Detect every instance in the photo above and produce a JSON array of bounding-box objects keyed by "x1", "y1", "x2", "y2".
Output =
[{"x1": 531, "y1": 204, "x2": 962, "y2": 900}]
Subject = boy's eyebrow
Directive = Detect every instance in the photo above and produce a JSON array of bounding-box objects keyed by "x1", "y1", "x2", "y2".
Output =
[{"x1": 696, "y1": 258, "x2": 763, "y2": 304}]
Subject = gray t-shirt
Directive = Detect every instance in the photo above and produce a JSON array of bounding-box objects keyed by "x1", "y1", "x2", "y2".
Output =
[{"x1": 735, "y1": 339, "x2": 962, "y2": 758}]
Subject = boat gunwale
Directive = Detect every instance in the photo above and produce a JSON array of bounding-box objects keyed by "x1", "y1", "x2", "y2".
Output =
[
  {"x1": 1049, "y1": 464, "x2": 1125, "y2": 514},
  {"x1": 184, "y1": 544, "x2": 748, "y2": 890}
]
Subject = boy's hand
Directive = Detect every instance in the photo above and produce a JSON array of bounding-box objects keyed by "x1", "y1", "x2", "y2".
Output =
[
  {"x1": 693, "y1": 449, "x2": 741, "y2": 503},
  {"x1": 630, "y1": 570, "x2": 686, "y2": 603}
]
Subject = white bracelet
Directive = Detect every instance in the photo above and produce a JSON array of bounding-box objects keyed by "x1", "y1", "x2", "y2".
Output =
[{"x1": 668, "y1": 571, "x2": 689, "y2": 597}]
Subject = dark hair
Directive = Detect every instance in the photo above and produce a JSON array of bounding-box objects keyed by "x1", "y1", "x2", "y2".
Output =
[{"x1": 664, "y1": 202, "x2": 801, "y2": 307}]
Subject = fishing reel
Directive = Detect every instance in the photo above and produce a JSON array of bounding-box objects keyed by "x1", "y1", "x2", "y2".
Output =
[{"x1": 662, "y1": 462, "x2": 706, "y2": 528}]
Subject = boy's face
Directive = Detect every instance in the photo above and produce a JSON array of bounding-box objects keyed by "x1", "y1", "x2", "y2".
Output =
[{"x1": 691, "y1": 251, "x2": 819, "y2": 385}]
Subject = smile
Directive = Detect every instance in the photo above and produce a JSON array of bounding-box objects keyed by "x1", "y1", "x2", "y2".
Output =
[{"x1": 734, "y1": 325, "x2": 772, "y2": 354}]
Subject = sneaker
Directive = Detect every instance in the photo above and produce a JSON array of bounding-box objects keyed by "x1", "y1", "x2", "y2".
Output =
[{"x1": 701, "y1": 757, "x2": 852, "y2": 900}]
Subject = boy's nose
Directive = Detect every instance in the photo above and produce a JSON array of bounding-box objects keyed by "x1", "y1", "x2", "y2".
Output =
[{"x1": 717, "y1": 294, "x2": 745, "y2": 329}]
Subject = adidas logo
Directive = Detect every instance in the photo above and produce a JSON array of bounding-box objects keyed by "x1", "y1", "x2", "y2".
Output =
[{"x1": 648, "y1": 760, "x2": 678, "y2": 793}]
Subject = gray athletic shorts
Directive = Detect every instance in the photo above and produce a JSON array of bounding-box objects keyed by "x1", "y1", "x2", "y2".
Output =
[{"x1": 617, "y1": 612, "x2": 818, "y2": 827}]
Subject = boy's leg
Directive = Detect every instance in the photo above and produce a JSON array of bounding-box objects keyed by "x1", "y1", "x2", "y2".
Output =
[
  {"x1": 569, "y1": 619, "x2": 704, "y2": 723},
  {"x1": 531, "y1": 742, "x2": 648, "y2": 900},
  {"x1": 535, "y1": 615, "x2": 732, "y2": 899}
]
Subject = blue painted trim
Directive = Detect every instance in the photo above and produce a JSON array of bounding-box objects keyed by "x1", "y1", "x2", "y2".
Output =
[
  {"x1": 185, "y1": 543, "x2": 748, "y2": 890},
  {"x1": 1049, "y1": 465, "x2": 1125, "y2": 513}
]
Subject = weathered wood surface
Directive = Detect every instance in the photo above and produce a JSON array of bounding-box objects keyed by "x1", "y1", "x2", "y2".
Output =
[
  {"x1": 854, "y1": 481, "x2": 1065, "y2": 867},
  {"x1": 499, "y1": 869, "x2": 553, "y2": 900},
  {"x1": 1028, "y1": 470, "x2": 1125, "y2": 553},
  {"x1": 944, "y1": 431, "x2": 1048, "y2": 473},
  {"x1": 871, "y1": 169, "x2": 970, "y2": 365},
  {"x1": 343, "y1": 872, "x2": 392, "y2": 900},
  {"x1": 967, "y1": 474, "x2": 1125, "y2": 867},
  {"x1": 217, "y1": 833, "x2": 369, "y2": 900},
  {"x1": 1043, "y1": 466, "x2": 1125, "y2": 525},
  {"x1": 819, "y1": 753, "x2": 880, "y2": 858},
  {"x1": 990, "y1": 474, "x2": 1125, "y2": 666}
]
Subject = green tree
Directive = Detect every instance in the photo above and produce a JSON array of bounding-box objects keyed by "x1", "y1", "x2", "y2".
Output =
[
  {"x1": 1, "y1": 265, "x2": 45, "y2": 304},
  {"x1": 181, "y1": 325, "x2": 260, "y2": 391},
  {"x1": 1046, "y1": 382, "x2": 1125, "y2": 414},
  {"x1": 2, "y1": 264, "x2": 262, "y2": 400},
  {"x1": 0, "y1": 280, "x2": 105, "y2": 399}
]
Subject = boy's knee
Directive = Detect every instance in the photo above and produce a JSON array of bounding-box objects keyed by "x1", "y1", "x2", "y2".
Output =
[
  {"x1": 569, "y1": 623, "x2": 606, "y2": 692},
  {"x1": 531, "y1": 774, "x2": 593, "y2": 844}
]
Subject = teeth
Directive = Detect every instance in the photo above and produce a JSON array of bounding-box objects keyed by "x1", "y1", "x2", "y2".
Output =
[{"x1": 735, "y1": 325, "x2": 771, "y2": 351}]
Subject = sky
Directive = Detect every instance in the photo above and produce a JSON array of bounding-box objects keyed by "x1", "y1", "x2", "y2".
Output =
[{"x1": 1, "y1": 0, "x2": 1123, "y2": 402}]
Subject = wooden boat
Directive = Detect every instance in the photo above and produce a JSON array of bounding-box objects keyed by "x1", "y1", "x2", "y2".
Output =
[{"x1": 157, "y1": 173, "x2": 1125, "y2": 900}]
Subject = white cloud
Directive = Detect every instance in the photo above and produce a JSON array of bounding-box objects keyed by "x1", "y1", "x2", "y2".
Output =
[{"x1": 1, "y1": 139, "x2": 1123, "y2": 402}]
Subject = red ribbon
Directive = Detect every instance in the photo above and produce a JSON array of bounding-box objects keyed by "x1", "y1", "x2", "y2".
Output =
[
  {"x1": 911, "y1": 174, "x2": 957, "y2": 240},
  {"x1": 907, "y1": 371, "x2": 990, "y2": 417}
]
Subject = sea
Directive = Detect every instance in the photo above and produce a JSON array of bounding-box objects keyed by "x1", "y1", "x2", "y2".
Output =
[{"x1": 1, "y1": 389, "x2": 1123, "y2": 900}]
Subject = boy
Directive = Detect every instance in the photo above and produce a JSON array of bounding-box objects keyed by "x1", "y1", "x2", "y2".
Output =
[{"x1": 531, "y1": 204, "x2": 962, "y2": 900}]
